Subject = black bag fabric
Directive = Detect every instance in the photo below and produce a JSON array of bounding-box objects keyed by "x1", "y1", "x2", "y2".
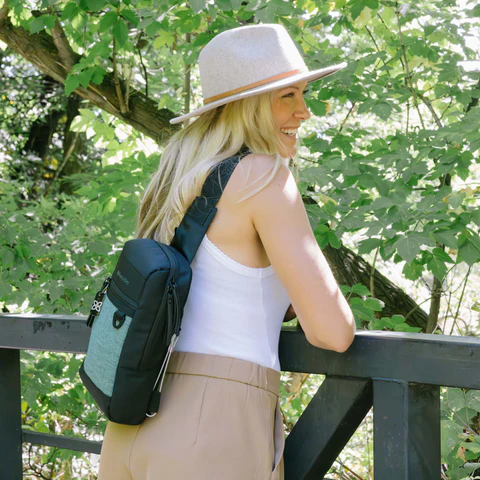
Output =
[{"x1": 78, "y1": 150, "x2": 249, "y2": 425}]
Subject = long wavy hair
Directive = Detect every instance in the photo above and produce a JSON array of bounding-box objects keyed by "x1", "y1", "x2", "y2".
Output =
[{"x1": 136, "y1": 89, "x2": 301, "y2": 244}]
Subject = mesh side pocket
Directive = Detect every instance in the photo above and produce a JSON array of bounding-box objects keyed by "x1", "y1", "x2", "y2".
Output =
[{"x1": 83, "y1": 294, "x2": 133, "y2": 397}]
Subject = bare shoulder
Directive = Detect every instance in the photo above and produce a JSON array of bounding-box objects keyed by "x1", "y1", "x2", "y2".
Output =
[{"x1": 232, "y1": 153, "x2": 294, "y2": 207}]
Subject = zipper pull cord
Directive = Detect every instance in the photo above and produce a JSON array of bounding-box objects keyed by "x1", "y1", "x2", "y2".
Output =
[
  {"x1": 152, "y1": 333, "x2": 179, "y2": 393},
  {"x1": 86, "y1": 276, "x2": 112, "y2": 328}
]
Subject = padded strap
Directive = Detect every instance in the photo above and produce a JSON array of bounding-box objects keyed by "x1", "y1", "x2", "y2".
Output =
[{"x1": 170, "y1": 147, "x2": 251, "y2": 263}]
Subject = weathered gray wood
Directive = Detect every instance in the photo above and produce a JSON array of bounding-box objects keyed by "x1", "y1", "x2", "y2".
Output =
[
  {"x1": 0, "y1": 348, "x2": 23, "y2": 479},
  {"x1": 0, "y1": 314, "x2": 89, "y2": 353},
  {"x1": 280, "y1": 327, "x2": 480, "y2": 389},
  {"x1": 2, "y1": 316, "x2": 480, "y2": 390},
  {"x1": 284, "y1": 377, "x2": 372, "y2": 480},
  {"x1": 373, "y1": 381, "x2": 440, "y2": 479},
  {"x1": 22, "y1": 430, "x2": 102, "y2": 455}
]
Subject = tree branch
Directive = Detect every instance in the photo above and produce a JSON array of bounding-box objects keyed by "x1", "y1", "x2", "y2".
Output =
[
  {"x1": 0, "y1": 0, "x2": 9, "y2": 29},
  {"x1": 0, "y1": 9, "x2": 178, "y2": 144},
  {"x1": 51, "y1": 16, "x2": 76, "y2": 71}
]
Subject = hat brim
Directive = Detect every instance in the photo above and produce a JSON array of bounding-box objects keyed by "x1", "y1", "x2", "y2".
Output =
[{"x1": 169, "y1": 62, "x2": 348, "y2": 125}]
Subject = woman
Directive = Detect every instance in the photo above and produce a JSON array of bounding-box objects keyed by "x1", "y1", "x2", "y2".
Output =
[{"x1": 97, "y1": 23, "x2": 355, "y2": 480}]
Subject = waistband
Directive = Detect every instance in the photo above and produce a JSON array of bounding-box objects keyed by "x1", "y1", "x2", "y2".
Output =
[{"x1": 167, "y1": 351, "x2": 280, "y2": 397}]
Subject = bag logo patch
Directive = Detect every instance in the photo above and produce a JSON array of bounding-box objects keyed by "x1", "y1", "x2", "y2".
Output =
[{"x1": 116, "y1": 270, "x2": 130, "y2": 285}]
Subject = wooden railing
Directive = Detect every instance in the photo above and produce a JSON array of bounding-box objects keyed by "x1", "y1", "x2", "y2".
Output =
[{"x1": 1, "y1": 313, "x2": 479, "y2": 479}]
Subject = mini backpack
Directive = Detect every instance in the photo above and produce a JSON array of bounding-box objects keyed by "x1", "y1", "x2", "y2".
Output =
[{"x1": 79, "y1": 150, "x2": 249, "y2": 425}]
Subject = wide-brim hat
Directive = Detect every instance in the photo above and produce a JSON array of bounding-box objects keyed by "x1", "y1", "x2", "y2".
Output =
[{"x1": 170, "y1": 23, "x2": 347, "y2": 125}]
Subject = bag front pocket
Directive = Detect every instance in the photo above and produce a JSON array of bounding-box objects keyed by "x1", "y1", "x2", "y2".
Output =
[{"x1": 83, "y1": 292, "x2": 134, "y2": 397}]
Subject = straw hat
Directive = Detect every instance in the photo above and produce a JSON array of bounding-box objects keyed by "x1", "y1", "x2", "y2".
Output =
[{"x1": 169, "y1": 23, "x2": 347, "y2": 125}]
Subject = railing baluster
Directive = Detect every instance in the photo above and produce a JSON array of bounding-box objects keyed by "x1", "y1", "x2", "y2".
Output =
[
  {"x1": 284, "y1": 376, "x2": 372, "y2": 480},
  {"x1": 373, "y1": 380, "x2": 440, "y2": 478},
  {"x1": 0, "y1": 348, "x2": 23, "y2": 479}
]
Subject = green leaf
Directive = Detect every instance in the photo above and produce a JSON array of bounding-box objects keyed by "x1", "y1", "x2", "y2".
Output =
[
  {"x1": 29, "y1": 14, "x2": 56, "y2": 34},
  {"x1": 351, "y1": 283, "x2": 371, "y2": 296},
  {"x1": 402, "y1": 259, "x2": 424, "y2": 281},
  {"x1": 441, "y1": 419, "x2": 463, "y2": 459},
  {"x1": 61, "y1": 2, "x2": 80, "y2": 21},
  {"x1": 395, "y1": 234, "x2": 424, "y2": 264},
  {"x1": 432, "y1": 247, "x2": 455, "y2": 263},
  {"x1": 327, "y1": 230, "x2": 341, "y2": 248},
  {"x1": 358, "y1": 238, "x2": 384, "y2": 255},
  {"x1": 189, "y1": 0, "x2": 208, "y2": 13},
  {"x1": 86, "y1": 0, "x2": 107, "y2": 11},
  {"x1": 153, "y1": 30, "x2": 175, "y2": 49},
  {"x1": 88, "y1": 241, "x2": 111, "y2": 255},
  {"x1": 77, "y1": 69, "x2": 94, "y2": 88},
  {"x1": 459, "y1": 239, "x2": 480, "y2": 266},
  {"x1": 373, "y1": 101, "x2": 392, "y2": 121},
  {"x1": 306, "y1": 99, "x2": 327, "y2": 116},
  {"x1": 466, "y1": 390, "x2": 480, "y2": 412},
  {"x1": 64, "y1": 74, "x2": 82, "y2": 96},
  {"x1": 364, "y1": 297, "x2": 384, "y2": 311},
  {"x1": 427, "y1": 255, "x2": 448, "y2": 281},
  {"x1": 113, "y1": 20, "x2": 129, "y2": 48},
  {"x1": 350, "y1": 0, "x2": 366, "y2": 20},
  {"x1": 370, "y1": 197, "x2": 395, "y2": 210},
  {"x1": 461, "y1": 441, "x2": 480, "y2": 454},
  {"x1": 432, "y1": 230, "x2": 458, "y2": 250},
  {"x1": 468, "y1": 4, "x2": 480, "y2": 17},
  {"x1": 120, "y1": 9, "x2": 140, "y2": 27},
  {"x1": 372, "y1": 317, "x2": 393, "y2": 330},
  {"x1": 98, "y1": 11, "x2": 117, "y2": 33},
  {"x1": 393, "y1": 323, "x2": 422, "y2": 332},
  {"x1": 390, "y1": 315, "x2": 407, "y2": 325},
  {"x1": 2, "y1": 249, "x2": 15, "y2": 267}
]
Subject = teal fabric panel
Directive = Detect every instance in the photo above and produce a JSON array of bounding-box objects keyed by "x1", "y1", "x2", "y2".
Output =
[{"x1": 84, "y1": 294, "x2": 133, "y2": 397}]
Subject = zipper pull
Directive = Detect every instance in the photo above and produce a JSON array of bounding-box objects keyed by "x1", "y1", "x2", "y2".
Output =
[
  {"x1": 146, "y1": 334, "x2": 179, "y2": 418},
  {"x1": 86, "y1": 276, "x2": 112, "y2": 328}
]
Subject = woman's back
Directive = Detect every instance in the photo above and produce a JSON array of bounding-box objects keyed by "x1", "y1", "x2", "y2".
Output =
[{"x1": 174, "y1": 153, "x2": 291, "y2": 371}]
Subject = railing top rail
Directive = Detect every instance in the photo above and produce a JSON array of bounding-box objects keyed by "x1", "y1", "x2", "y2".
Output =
[{"x1": 1, "y1": 314, "x2": 479, "y2": 389}]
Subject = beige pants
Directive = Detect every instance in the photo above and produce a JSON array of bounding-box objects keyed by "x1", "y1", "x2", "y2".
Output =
[{"x1": 98, "y1": 351, "x2": 285, "y2": 480}]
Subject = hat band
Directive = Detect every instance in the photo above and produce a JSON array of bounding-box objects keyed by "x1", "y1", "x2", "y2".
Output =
[{"x1": 203, "y1": 68, "x2": 306, "y2": 105}]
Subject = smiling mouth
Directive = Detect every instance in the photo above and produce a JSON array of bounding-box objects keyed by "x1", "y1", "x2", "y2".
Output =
[{"x1": 280, "y1": 130, "x2": 297, "y2": 139}]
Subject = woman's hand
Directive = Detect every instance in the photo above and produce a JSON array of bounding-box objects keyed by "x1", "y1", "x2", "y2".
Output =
[{"x1": 283, "y1": 303, "x2": 297, "y2": 322}]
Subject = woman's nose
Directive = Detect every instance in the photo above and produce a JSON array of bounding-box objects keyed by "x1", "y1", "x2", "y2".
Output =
[{"x1": 295, "y1": 99, "x2": 311, "y2": 120}]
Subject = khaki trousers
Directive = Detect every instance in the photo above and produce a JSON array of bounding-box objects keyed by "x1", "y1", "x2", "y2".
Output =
[{"x1": 97, "y1": 351, "x2": 285, "y2": 479}]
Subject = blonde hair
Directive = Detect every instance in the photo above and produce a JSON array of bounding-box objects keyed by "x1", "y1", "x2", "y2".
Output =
[{"x1": 136, "y1": 89, "x2": 301, "y2": 244}]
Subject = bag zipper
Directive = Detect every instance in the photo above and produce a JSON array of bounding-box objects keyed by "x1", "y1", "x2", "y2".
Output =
[
  {"x1": 139, "y1": 245, "x2": 178, "y2": 370},
  {"x1": 165, "y1": 279, "x2": 181, "y2": 342},
  {"x1": 107, "y1": 280, "x2": 138, "y2": 317},
  {"x1": 152, "y1": 276, "x2": 180, "y2": 395}
]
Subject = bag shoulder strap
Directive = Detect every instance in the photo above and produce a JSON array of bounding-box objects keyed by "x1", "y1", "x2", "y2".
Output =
[{"x1": 170, "y1": 148, "x2": 250, "y2": 263}]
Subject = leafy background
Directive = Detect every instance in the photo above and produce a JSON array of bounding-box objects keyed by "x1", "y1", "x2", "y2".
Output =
[{"x1": 0, "y1": 0, "x2": 479, "y2": 477}]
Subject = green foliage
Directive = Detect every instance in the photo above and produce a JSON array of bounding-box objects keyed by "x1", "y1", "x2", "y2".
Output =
[{"x1": 1, "y1": 0, "x2": 479, "y2": 477}]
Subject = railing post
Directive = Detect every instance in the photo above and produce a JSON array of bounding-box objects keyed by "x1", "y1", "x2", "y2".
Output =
[
  {"x1": 0, "y1": 348, "x2": 23, "y2": 479},
  {"x1": 373, "y1": 380, "x2": 440, "y2": 479}
]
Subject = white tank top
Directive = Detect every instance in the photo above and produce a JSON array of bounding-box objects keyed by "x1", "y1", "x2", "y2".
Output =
[{"x1": 174, "y1": 234, "x2": 291, "y2": 372}]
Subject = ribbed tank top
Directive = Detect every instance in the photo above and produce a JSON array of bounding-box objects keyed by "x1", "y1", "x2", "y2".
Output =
[{"x1": 174, "y1": 234, "x2": 291, "y2": 372}]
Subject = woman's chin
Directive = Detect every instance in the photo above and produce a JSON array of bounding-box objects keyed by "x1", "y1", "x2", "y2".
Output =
[{"x1": 280, "y1": 146, "x2": 296, "y2": 158}]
